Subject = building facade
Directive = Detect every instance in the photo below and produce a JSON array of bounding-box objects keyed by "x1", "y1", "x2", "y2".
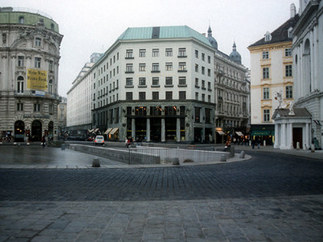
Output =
[
  {"x1": 248, "y1": 5, "x2": 299, "y2": 145},
  {"x1": 274, "y1": 0, "x2": 323, "y2": 150},
  {"x1": 67, "y1": 25, "x2": 249, "y2": 143},
  {"x1": 0, "y1": 7, "x2": 63, "y2": 141}
]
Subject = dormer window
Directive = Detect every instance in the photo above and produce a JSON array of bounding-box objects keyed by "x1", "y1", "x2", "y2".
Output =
[
  {"x1": 35, "y1": 37, "x2": 41, "y2": 47},
  {"x1": 264, "y1": 31, "x2": 272, "y2": 42},
  {"x1": 288, "y1": 27, "x2": 293, "y2": 38}
]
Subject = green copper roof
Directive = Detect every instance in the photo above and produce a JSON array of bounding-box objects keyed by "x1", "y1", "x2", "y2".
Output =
[{"x1": 118, "y1": 26, "x2": 212, "y2": 47}]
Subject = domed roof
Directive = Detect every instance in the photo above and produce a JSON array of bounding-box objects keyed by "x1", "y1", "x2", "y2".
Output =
[
  {"x1": 207, "y1": 26, "x2": 218, "y2": 50},
  {"x1": 229, "y1": 42, "x2": 241, "y2": 64}
]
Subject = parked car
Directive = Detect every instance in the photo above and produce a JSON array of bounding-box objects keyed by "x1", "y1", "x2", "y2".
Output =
[{"x1": 94, "y1": 135, "x2": 105, "y2": 146}]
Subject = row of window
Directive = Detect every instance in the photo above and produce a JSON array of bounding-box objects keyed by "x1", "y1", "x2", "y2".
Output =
[
  {"x1": 16, "y1": 103, "x2": 54, "y2": 113},
  {"x1": 125, "y1": 91, "x2": 212, "y2": 102},
  {"x1": 262, "y1": 86, "x2": 293, "y2": 100},
  {"x1": 262, "y1": 65, "x2": 292, "y2": 79},
  {"x1": 16, "y1": 56, "x2": 54, "y2": 70},
  {"x1": 125, "y1": 62, "x2": 188, "y2": 73},
  {"x1": 262, "y1": 48, "x2": 292, "y2": 59},
  {"x1": 17, "y1": 16, "x2": 55, "y2": 30}
]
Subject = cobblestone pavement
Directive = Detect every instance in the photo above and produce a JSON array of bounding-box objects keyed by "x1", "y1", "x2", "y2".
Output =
[{"x1": 1, "y1": 149, "x2": 323, "y2": 241}]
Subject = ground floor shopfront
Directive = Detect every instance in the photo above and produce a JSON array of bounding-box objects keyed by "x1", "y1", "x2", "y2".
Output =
[
  {"x1": 0, "y1": 116, "x2": 56, "y2": 142},
  {"x1": 93, "y1": 101, "x2": 215, "y2": 143},
  {"x1": 250, "y1": 124, "x2": 275, "y2": 146}
]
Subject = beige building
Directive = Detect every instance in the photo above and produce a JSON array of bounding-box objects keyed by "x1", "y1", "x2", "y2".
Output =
[
  {"x1": 0, "y1": 7, "x2": 63, "y2": 141},
  {"x1": 248, "y1": 4, "x2": 298, "y2": 145}
]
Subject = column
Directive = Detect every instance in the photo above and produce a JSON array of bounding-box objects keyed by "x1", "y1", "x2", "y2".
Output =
[
  {"x1": 288, "y1": 123, "x2": 293, "y2": 149},
  {"x1": 305, "y1": 123, "x2": 309, "y2": 150},
  {"x1": 281, "y1": 123, "x2": 286, "y2": 149},
  {"x1": 131, "y1": 118, "x2": 135, "y2": 139},
  {"x1": 274, "y1": 123, "x2": 280, "y2": 148},
  {"x1": 146, "y1": 118, "x2": 150, "y2": 142},
  {"x1": 176, "y1": 118, "x2": 180, "y2": 142},
  {"x1": 161, "y1": 118, "x2": 165, "y2": 142}
]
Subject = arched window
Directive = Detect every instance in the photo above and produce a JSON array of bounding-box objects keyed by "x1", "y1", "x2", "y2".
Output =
[
  {"x1": 17, "y1": 76, "x2": 24, "y2": 93},
  {"x1": 48, "y1": 79, "x2": 53, "y2": 94}
]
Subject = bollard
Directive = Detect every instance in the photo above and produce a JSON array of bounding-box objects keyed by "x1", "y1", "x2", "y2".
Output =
[
  {"x1": 296, "y1": 142, "x2": 300, "y2": 150},
  {"x1": 229, "y1": 146, "x2": 235, "y2": 158},
  {"x1": 220, "y1": 154, "x2": 227, "y2": 162},
  {"x1": 61, "y1": 144, "x2": 66, "y2": 150},
  {"x1": 92, "y1": 158, "x2": 101, "y2": 167},
  {"x1": 263, "y1": 140, "x2": 266, "y2": 147},
  {"x1": 239, "y1": 151, "x2": 245, "y2": 158},
  {"x1": 311, "y1": 144, "x2": 315, "y2": 153}
]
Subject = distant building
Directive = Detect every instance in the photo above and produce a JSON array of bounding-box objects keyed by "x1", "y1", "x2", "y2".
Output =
[
  {"x1": 273, "y1": 0, "x2": 323, "y2": 150},
  {"x1": 248, "y1": 5, "x2": 298, "y2": 145},
  {"x1": 66, "y1": 53, "x2": 101, "y2": 132},
  {"x1": 0, "y1": 7, "x2": 63, "y2": 141},
  {"x1": 57, "y1": 97, "x2": 67, "y2": 137}
]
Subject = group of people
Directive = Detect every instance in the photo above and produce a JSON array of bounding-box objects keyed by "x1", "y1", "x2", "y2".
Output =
[{"x1": 125, "y1": 137, "x2": 134, "y2": 148}]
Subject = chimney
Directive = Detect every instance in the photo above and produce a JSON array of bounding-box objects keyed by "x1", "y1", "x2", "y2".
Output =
[{"x1": 290, "y1": 3, "x2": 296, "y2": 18}]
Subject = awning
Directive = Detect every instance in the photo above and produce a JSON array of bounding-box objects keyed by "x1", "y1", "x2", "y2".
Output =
[
  {"x1": 236, "y1": 131, "x2": 244, "y2": 136},
  {"x1": 217, "y1": 131, "x2": 225, "y2": 135},
  {"x1": 110, "y1": 128, "x2": 119, "y2": 135},
  {"x1": 104, "y1": 128, "x2": 112, "y2": 135},
  {"x1": 94, "y1": 128, "x2": 99, "y2": 133}
]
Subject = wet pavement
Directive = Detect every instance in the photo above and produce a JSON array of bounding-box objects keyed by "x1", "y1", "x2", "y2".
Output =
[
  {"x1": 0, "y1": 144, "x2": 323, "y2": 241},
  {"x1": 0, "y1": 145, "x2": 125, "y2": 168}
]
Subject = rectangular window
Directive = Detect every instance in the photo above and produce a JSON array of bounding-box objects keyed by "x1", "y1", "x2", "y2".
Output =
[
  {"x1": 195, "y1": 107, "x2": 201, "y2": 123},
  {"x1": 165, "y1": 77, "x2": 173, "y2": 86},
  {"x1": 195, "y1": 50, "x2": 199, "y2": 58},
  {"x1": 208, "y1": 95, "x2": 211, "y2": 103},
  {"x1": 139, "y1": 92, "x2": 146, "y2": 100},
  {"x1": 262, "y1": 51, "x2": 269, "y2": 59},
  {"x1": 205, "y1": 108, "x2": 211, "y2": 123},
  {"x1": 201, "y1": 66, "x2": 205, "y2": 75},
  {"x1": 202, "y1": 53, "x2": 205, "y2": 61},
  {"x1": 139, "y1": 63, "x2": 146, "y2": 72},
  {"x1": 285, "y1": 65, "x2": 292, "y2": 77},
  {"x1": 178, "y1": 62, "x2": 187, "y2": 72},
  {"x1": 202, "y1": 80, "x2": 206, "y2": 89},
  {"x1": 165, "y1": 48, "x2": 173, "y2": 56},
  {"x1": 152, "y1": 49, "x2": 159, "y2": 57},
  {"x1": 263, "y1": 67, "x2": 269, "y2": 79},
  {"x1": 126, "y1": 77, "x2": 133, "y2": 86},
  {"x1": 195, "y1": 64, "x2": 199, "y2": 72},
  {"x1": 263, "y1": 109, "x2": 270, "y2": 122},
  {"x1": 49, "y1": 104, "x2": 53, "y2": 115},
  {"x1": 207, "y1": 69, "x2": 211, "y2": 77},
  {"x1": 18, "y1": 56, "x2": 24, "y2": 67},
  {"x1": 152, "y1": 92, "x2": 159, "y2": 100},
  {"x1": 152, "y1": 77, "x2": 159, "y2": 86},
  {"x1": 263, "y1": 87, "x2": 270, "y2": 99},
  {"x1": 166, "y1": 62, "x2": 173, "y2": 71},
  {"x1": 49, "y1": 60, "x2": 53, "y2": 72},
  {"x1": 165, "y1": 91, "x2": 172, "y2": 100},
  {"x1": 178, "y1": 48, "x2": 186, "y2": 57},
  {"x1": 285, "y1": 48, "x2": 292, "y2": 57},
  {"x1": 17, "y1": 80, "x2": 24, "y2": 93},
  {"x1": 195, "y1": 92, "x2": 199, "y2": 100},
  {"x1": 35, "y1": 37, "x2": 41, "y2": 47},
  {"x1": 126, "y1": 49, "x2": 133, "y2": 59},
  {"x1": 17, "y1": 103, "x2": 23, "y2": 111},
  {"x1": 139, "y1": 49, "x2": 146, "y2": 57},
  {"x1": 195, "y1": 78, "x2": 199, "y2": 88},
  {"x1": 208, "y1": 56, "x2": 211, "y2": 64},
  {"x1": 152, "y1": 63, "x2": 160, "y2": 72},
  {"x1": 139, "y1": 77, "x2": 146, "y2": 86},
  {"x1": 126, "y1": 64, "x2": 133, "y2": 73},
  {"x1": 126, "y1": 92, "x2": 133, "y2": 100},
  {"x1": 34, "y1": 103, "x2": 40, "y2": 112},
  {"x1": 286, "y1": 86, "x2": 293, "y2": 99},
  {"x1": 179, "y1": 91, "x2": 186, "y2": 100},
  {"x1": 178, "y1": 76, "x2": 186, "y2": 86},
  {"x1": 208, "y1": 82, "x2": 211, "y2": 91},
  {"x1": 35, "y1": 57, "x2": 41, "y2": 68},
  {"x1": 202, "y1": 94, "x2": 205, "y2": 102}
]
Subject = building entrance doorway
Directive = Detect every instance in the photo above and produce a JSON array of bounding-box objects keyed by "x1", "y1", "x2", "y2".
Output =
[
  {"x1": 150, "y1": 118, "x2": 161, "y2": 142},
  {"x1": 135, "y1": 118, "x2": 146, "y2": 142},
  {"x1": 293, "y1": 127, "x2": 303, "y2": 149},
  {"x1": 31, "y1": 120, "x2": 42, "y2": 141},
  {"x1": 14, "y1": 120, "x2": 25, "y2": 142}
]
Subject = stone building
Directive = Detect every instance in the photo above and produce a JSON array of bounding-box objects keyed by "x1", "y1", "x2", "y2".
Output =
[
  {"x1": 273, "y1": 0, "x2": 323, "y2": 150},
  {"x1": 0, "y1": 7, "x2": 63, "y2": 141},
  {"x1": 248, "y1": 4, "x2": 298, "y2": 145}
]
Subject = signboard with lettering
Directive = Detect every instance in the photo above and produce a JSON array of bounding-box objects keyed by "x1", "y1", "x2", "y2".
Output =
[{"x1": 27, "y1": 69, "x2": 47, "y2": 90}]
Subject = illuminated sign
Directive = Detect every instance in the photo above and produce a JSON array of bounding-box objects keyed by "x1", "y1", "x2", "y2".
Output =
[{"x1": 27, "y1": 69, "x2": 47, "y2": 90}]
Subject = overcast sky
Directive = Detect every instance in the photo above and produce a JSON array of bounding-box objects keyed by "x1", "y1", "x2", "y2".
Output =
[{"x1": 2, "y1": 0, "x2": 299, "y2": 97}]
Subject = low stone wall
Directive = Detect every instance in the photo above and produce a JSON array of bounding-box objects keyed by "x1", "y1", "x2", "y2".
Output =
[
  {"x1": 69, "y1": 144, "x2": 160, "y2": 165},
  {"x1": 132, "y1": 147, "x2": 230, "y2": 164}
]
